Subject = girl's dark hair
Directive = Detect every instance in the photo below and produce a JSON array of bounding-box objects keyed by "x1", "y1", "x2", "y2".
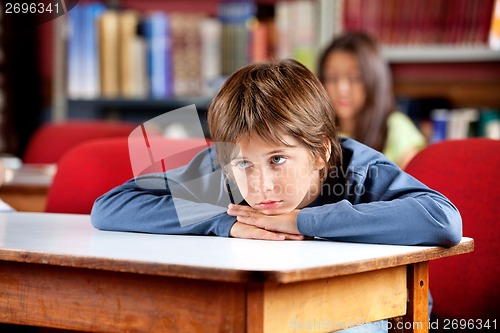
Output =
[
  {"x1": 208, "y1": 59, "x2": 342, "y2": 180},
  {"x1": 318, "y1": 32, "x2": 394, "y2": 152}
]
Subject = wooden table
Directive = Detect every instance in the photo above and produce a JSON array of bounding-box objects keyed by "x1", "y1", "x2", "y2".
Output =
[
  {"x1": 0, "y1": 164, "x2": 55, "y2": 212},
  {"x1": 0, "y1": 212, "x2": 473, "y2": 333}
]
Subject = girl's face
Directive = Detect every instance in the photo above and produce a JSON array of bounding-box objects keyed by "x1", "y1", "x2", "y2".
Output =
[
  {"x1": 322, "y1": 51, "x2": 366, "y2": 123},
  {"x1": 229, "y1": 133, "x2": 326, "y2": 215}
]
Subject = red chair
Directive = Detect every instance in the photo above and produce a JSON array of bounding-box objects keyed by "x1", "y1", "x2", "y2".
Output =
[
  {"x1": 23, "y1": 120, "x2": 137, "y2": 164},
  {"x1": 45, "y1": 137, "x2": 209, "y2": 214},
  {"x1": 405, "y1": 138, "x2": 500, "y2": 322}
]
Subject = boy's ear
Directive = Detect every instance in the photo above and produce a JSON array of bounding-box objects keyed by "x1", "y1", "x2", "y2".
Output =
[
  {"x1": 314, "y1": 137, "x2": 332, "y2": 170},
  {"x1": 324, "y1": 137, "x2": 332, "y2": 163}
]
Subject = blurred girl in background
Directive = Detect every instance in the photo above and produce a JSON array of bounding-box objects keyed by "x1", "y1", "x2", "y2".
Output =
[{"x1": 318, "y1": 31, "x2": 425, "y2": 169}]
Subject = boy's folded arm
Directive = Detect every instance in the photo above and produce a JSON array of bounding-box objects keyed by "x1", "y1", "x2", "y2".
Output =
[
  {"x1": 296, "y1": 163, "x2": 462, "y2": 247},
  {"x1": 90, "y1": 177, "x2": 236, "y2": 236},
  {"x1": 297, "y1": 194, "x2": 462, "y2": 247},
  {"x1": 90, "y1": 147, "x2": 238, "y2": 236}
]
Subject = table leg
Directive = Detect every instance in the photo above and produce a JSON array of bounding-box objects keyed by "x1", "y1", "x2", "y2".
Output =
[
  {"x1": 246, "y1": 283, "x2": 264, "y2": 333},
  {"x1": 389, "y1": 262, "x2": 429, "y2": 333},
  {"x1": 406, "y1": 262, "x2": 429, "y2": 332}
]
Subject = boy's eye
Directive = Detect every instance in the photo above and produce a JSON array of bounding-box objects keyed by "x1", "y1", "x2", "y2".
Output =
[
  {"x1": 270, "y1": 156, "x2": 287, "y2": 165},
  {"x1": 235, "y1": 160, "x2": 252, "y2": 170}
]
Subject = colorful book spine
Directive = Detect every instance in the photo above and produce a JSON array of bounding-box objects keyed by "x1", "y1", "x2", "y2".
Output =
[
  {"x1": 83, "y1": 3, "x2": 106, "y2": 98},
  {"x1": 430, "y1": 109, "x2": 449, "y2": 143},
  {"x1": 67, "y1": 4, "x2": 106, "y2": 99},
  {"x1": 341, "y1": 0, "x2": 495, "y2": 46},
  {"x1": 218, "y1": 0, "x2": 256, "y2": 76},
  {"x1": 170, "y1": 13, "x2": 204, "y2": 97},
  {"x1": 143, "y1": 12, "x2": 172, "y2": 99},
  {"x1": 200, "y1": 17, "x2": 223, "y2": 96},
  {"x1": 479, "y1": 109, "x2": 500, "y2": 139},
  {"x1": 67, "y1": 4, "x2": 83, "y2": 98},
  {"x1": 119, "y1": 10, "x2": 148, "y2": 98},
  {"x1": 275, "y1": 0, "x2": 319, "y2": 70},
  {"x1": 98, "y1": 10, "x2": 120, "y2": 98},
  {"x1": 490, "y1": 0, "x2": 500, "y2": 49}
]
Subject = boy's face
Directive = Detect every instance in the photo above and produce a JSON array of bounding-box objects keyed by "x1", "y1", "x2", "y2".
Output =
[{"x1": 229, "y1": 133, "x2": 326, "y2": 215}]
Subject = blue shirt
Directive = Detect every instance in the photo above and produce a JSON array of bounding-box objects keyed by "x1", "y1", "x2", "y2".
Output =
[{"x1": 91, "y1": 138, "x2": 462, "y2": 247}]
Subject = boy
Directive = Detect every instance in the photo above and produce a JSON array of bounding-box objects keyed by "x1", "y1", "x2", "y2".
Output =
[{"x1": 91, "y1": 59, "x2": 461, "y2": 247}]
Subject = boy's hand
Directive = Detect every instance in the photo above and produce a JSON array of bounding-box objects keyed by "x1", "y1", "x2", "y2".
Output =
[
  {"x1": 229, "y1": 222, "x2": 304, "y2": 240},
  {"x1": 227, "y1": 204, "x2": 302, "y2": 239}
]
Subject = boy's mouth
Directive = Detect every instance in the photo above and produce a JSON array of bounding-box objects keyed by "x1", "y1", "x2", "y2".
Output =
[{"x1": 256, "y1": 200, "x2": 283, "y2": 209}]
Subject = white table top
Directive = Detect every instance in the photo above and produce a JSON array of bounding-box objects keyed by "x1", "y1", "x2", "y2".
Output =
[{"x1": 0, "y1": 212, "x2": 473, "y2": 283}]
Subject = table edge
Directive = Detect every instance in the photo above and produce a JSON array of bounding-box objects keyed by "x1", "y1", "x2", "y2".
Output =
[{"x1": 0, "y1": 238, "x2": 474, "y2": 284}]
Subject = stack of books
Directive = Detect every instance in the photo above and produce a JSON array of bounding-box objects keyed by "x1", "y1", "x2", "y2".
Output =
[
  {"x1": 343, "y1": 0, "x2": 496, "y2": 46},
  {"x1": 65, "y1": 0, "x2": 324, "y2": 100}
]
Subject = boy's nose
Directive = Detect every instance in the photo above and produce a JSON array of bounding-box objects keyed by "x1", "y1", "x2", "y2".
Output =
[{"x1": 258, "y1": 169, "x2": 275, "y2": 193}]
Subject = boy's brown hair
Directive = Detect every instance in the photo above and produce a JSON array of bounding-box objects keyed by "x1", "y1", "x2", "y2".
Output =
[{"x1": 208, "y1": 59, "x2": 342, "y2": 180}]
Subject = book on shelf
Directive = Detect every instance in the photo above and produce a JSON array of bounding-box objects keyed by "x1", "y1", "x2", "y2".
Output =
[
  {"x1": 67, "y1": 3, "x2": 105, "y2": 99},
  {"x1": 143, "y1": 12, "x2": 172, "y2": 99},
  {"x1": 429, "y1": 108, "x2": 500, "y2": 142},
  {"x1": 98, "y1": 10, "x2": 120, "y2": 98},
  {"x1": 275, "y1": 0, "x2": 318, "y2": 70},
  {"x1": 478, "y1": 109, "x2": 500, "y2": 138},
  {"x1": 200, "y1": 17, "x2": 223, "y2": 97},
  {"x1": 119, "y1": 10, "x2": 147, "y2": 98},
  {"x1": 218, "y1": 0, "x2": 256, "y2": 76},
  {"x1": 490, "y1": 0, "x2": 500, "y2": 49},
  {"x1": 398, "y1": 97, "x2": 500, "y2": 142},
  {"x1": 66, "y1": 4, "x2": 82, "y2": 98},
  {"x1": 170, "y1": 13, "x2": 204, "y2": 97}
]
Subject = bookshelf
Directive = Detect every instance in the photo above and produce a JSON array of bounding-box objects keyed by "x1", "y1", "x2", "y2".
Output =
[
  {"x1": 0, "y1": 2, "x2": 6, "y2": 152},
  {"x1": 335, "y1": 0, "x2": 500, "y2": 118},
  {"x1": 1, "y1": 2, "x2": 44, "y2": 157},
  {"x1": 382, "y1": 46, "x2": 500, "y2": 63},
  {"x1": 0, "y1": 2, "x2": 16, "y2": 154},
  {"x1": 52, "y1": 0, "x2": 233, "y2": 121},
  {"x1": 0, "y1": 10, "x2": 54, "y2": 157},
  {"x1": 51, "y1": 0, "x2": 500, "y2": 125}
]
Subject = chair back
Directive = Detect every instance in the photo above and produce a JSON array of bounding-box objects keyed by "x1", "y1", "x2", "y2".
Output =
[
  {"x1": 24, "y1": 120, "x2": 137, "y2": 164},
  {"x1": 45, "y1": 137, "x2": 208, "y2": 214},
  {"x1": 405, "y1": 138, "x2": 500, "y2": 321}
]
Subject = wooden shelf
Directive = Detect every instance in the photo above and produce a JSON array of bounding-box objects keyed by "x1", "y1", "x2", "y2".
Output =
[
  {"x1": 383, "y1": 46, "x2": 500, "y2": 63},
  {"x1": 67, "y1": 96, "x2": 212, "y2": 110}
]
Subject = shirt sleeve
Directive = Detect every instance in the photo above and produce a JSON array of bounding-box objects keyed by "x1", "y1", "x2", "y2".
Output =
[
  {"x1": 90, "y1": 148, "x2": 237, "y2": 237},
  {"x1": 383, "y1": 112, "x2": 426, "y2": 164},
  {"x1": 296, "y1": 161, "x2": 462, "y2": 247}
]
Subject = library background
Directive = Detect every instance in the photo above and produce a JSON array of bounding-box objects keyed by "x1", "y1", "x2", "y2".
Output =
[{"x1": 0, "y1": 0, "x2": 500, "y2": 159}]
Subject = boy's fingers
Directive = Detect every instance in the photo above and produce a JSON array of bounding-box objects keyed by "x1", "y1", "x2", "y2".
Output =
[
  {"x1": 227, "y1": 205, "x2": 255, "y2": 216},
  {"x1": 230, "y1": 222, "x2": 280, "y2": 240},
  {"x1": 252, "y1": 229, "x2": 286, "y2": 241},
  {"x1": 282, "y1": 233, "x2": 305, "y2": 240},
  {"x1": 236, "y1": 215, "x2": 301, "y2": 236},
  {"x1": 252, "y1": 231, "x2": 303, "y2": 241},
  {"x1": 236, "y1": 215, "x2": 260, "y2": 226},
  {"x1": 230, "y1": 222, "x2": 303, "y2": 241}
]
